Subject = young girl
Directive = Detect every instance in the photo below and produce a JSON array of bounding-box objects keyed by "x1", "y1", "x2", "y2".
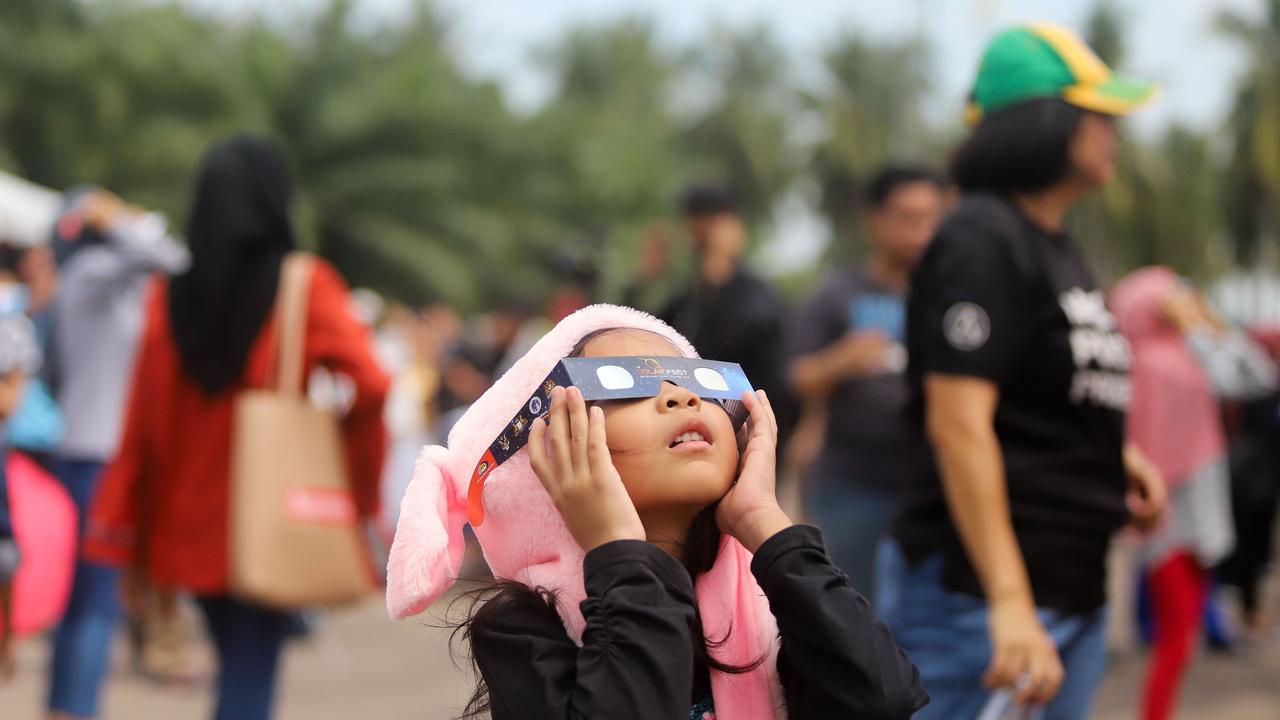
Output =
[{"x1": 386, "y1": 304, "x2": 926, "y2": 719}]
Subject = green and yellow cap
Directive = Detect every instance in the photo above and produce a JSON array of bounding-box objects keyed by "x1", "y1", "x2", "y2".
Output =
[{"x1": 965, "y1": 22, "x2": 1158, "y2": 125}]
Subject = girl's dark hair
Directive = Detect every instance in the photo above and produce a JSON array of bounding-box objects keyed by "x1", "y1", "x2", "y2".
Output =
[
  {"x1": 568, "y1": 327, "x2": 620, "y2": 359},
  {"x1": 452, "y1": 327, "x2": 759, "y2": 718},
  {"x1": 950, "y1": 97, "x2": 1085, "y2": 195}
]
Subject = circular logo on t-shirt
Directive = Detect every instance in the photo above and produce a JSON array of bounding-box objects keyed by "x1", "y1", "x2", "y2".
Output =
[{"x1": 943, "y1": 302, "x2": 991, "y2": 351}]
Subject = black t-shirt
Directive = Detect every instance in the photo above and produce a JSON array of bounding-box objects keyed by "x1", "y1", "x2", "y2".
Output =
[
  {"x1": 787, "y1": 267, "x2": 909, "y2": 488},
  {"x1": 893, "y1": 193, "x2": 1130, "y2": 615}
]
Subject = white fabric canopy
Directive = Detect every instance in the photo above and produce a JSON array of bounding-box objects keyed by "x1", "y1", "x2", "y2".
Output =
[{"x1": 0, "y1": 170, "x2": 61, "y2": 247}]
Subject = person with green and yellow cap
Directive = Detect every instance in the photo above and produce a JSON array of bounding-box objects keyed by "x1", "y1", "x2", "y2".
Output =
[{"x1": 874, "y1": 22, "x2": 1167, "y2": 720}]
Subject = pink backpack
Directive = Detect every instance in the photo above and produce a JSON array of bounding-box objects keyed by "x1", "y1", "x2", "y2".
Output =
[{"x1": 2, "y1": 451, "x2": 77, "y2": 636}]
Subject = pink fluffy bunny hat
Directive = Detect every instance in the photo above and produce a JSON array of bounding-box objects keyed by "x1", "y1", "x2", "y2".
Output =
[{"x1": 387, "y1": 303, "x2": 786, "y2": 718}]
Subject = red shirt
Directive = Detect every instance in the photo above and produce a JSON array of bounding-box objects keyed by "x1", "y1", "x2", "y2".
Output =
[{"x1": 85, "y1": 259, "x2": 389, "y2": 593}]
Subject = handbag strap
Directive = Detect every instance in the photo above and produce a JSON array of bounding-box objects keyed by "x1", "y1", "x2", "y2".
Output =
[{"x1": 268, "y1": 253, "x2": 314, "y2": 398}]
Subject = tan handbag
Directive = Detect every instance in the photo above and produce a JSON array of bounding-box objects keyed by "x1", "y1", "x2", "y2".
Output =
[{"x1": 229, "y1": 253, "x2": 373, "y2": 608}]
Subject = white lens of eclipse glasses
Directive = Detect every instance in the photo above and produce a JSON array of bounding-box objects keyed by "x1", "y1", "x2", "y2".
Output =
[
  {"x1": 693, "y1": 367, "x2": 730, "y2": 392},
  {"x1": 596, "y1": 365, "x2": 635, "y2": 390}
]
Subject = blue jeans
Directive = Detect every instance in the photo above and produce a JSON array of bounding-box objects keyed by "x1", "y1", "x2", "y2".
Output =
[
  {"x1": 196, "y1": 595, "x2": 292, "y2": 720},
  {"x1": 876, "y1": 541, "x2": 1108, "y2": 720},
  {"x1": 806, "y1": 478, "x2": 898, "y2": 602},
  {"x1": 48, "y1": 458, "x2": 121, "y2": 717}
]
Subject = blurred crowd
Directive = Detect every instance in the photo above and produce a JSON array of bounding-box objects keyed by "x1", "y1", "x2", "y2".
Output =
[{"x1": 1, "y1": 19, "x2": 1280, "y2": 720}]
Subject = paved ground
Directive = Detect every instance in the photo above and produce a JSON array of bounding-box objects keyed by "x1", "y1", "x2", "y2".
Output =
[{"x1": 7, "y1": 588, "x2": 1279, "y2": 720}]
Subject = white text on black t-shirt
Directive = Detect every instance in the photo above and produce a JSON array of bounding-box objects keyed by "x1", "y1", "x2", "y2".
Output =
[{"x1": 1060, "y1": 287, "x2": 1131, "y2": 411}]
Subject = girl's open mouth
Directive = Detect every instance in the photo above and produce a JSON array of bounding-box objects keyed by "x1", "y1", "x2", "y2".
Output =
[{"x1": 668, "y1": 420, "x2": 713, "y2": 452}]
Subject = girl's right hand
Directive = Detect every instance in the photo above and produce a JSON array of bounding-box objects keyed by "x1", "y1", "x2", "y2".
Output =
[
  {"x1": 984, "y1": 596, "x2": 1064, "y2": 706},
  {"x1": 529, "y1": 386, "x2": 646, "y2": 552}
]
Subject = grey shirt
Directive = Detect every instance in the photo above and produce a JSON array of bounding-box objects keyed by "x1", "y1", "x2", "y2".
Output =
[
  {"x1": 51, "y1": 213, "x2": 189, "y2": 460},
  {"x1": 788, "y1": 266, "x2": 908, "y2": 488}
]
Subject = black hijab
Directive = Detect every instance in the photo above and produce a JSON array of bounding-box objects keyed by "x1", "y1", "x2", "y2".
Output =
[{"x1": 169, "y1": 136, "x2": 296, "y2": 394}]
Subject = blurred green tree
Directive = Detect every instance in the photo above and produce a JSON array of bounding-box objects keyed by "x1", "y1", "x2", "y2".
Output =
[
  {"x1": 1084, "y1": 0, "x2": 1125, "y2": 67},
  {"x1": 524, "y1": 18, "x2": 687, "y2": 307},
  {"x1": 1069, "y1": 0, "x2": 1225, "y2": 282},
  {"x1": 678, "y1": 24, "x2": 797, "y2": 227},
  {"x1": 805, "y1": 32, "x2": 938, "y2": 259},
  {"x1": 260, "y1": 0, "x2": 533, "y2": 309},
  {"x1": 0, "y1": 0, "x2": 251, "y2": 212},
  {"x1": 0, "y1": 0, "x2": 1251, "y2": 310},
  {"x1": 1218, "y1": 0, "x2": 1280, "y2": 264}
]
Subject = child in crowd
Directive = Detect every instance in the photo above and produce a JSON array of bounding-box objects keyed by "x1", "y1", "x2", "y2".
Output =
[
  {"x1": 386, "y1": 304, "x2": 926, "y2": 719},
  {"x1": 0, "y1": 281, "x2": 42, "y2": 681}
]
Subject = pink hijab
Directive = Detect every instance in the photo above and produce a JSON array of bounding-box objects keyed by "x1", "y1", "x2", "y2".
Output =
[
  {"x1": 386, "y1": 304, "x2": 786, "y2": 718},
  {"x1": 1111, "y1": 267, "x2": 1224, "y2": 488}
]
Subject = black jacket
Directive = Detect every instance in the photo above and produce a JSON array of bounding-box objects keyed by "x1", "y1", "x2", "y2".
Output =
[{"x1": 472, "y1": 525, "x2": 928, "y2": 719}]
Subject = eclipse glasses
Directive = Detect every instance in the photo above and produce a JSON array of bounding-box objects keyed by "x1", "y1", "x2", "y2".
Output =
[{"x1": 466, "y1": 356, "x2": 754, "y2": 526}]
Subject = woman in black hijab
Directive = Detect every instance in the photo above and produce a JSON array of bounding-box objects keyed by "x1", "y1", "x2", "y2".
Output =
[
  {"x1": 84, "y1": 135, "x2": 389, "y2": 720},
  {"x1": 169, "y1": 135, "x2": 296, "y2": 393}
]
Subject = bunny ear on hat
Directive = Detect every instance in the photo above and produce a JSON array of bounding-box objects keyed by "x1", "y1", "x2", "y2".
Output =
[{"x1": 386, "y1": 445, "x2": 467, "y2": 619}]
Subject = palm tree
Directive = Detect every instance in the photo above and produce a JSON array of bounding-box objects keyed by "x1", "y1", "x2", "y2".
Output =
[
  {"x1": 259, "y1": 0, "x2": 524, "y2": 308},
  {"x1": 806, "y1": 32, "x2": 936, "y2": 257},
  {"x1": 678, "y1": 24, "x2": 796, "y2": 227},
  {"x1": 1084, "y1": 0, "x2": 1125, "y2": 67},
  {"x1": 1218, "y1": 0, "x2": 1280, "y2": 265}
]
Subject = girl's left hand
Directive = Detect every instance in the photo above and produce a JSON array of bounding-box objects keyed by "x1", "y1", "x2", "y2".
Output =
[{"x1": 716, "y1": 390, "x2": 793, "y2": 553}]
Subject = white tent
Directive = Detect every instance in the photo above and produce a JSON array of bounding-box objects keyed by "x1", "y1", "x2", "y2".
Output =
[{"x1": 0, "y1": 170, "x2": 61, "y2": 247}]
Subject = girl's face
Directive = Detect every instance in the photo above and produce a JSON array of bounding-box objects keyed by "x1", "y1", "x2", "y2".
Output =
[
  {"x1": 1070, "y1": 112, "x2": 1119, "y2": 187},
  {"x1": 578, "y1": 329, "x2": 739, "y2": 515}
]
